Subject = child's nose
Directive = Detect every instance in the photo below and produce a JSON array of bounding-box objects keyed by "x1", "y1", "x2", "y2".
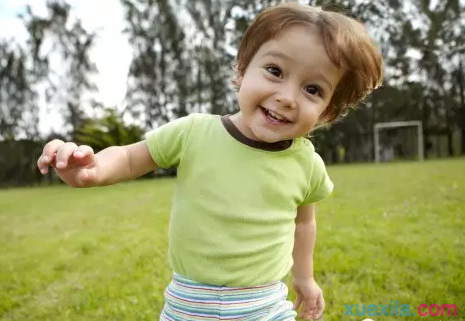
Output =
[{"x1": 275, "y1": 84, "x2": 298, "y2": 108}]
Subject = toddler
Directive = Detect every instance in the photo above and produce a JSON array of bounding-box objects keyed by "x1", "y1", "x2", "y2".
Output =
[{"x1": 37, "y1": 2, "x2": 383, "y2": 320}]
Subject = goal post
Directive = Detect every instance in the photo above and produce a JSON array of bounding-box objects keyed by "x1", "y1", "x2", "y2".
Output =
[{"x1": 374, "y1": 121, "x2": 424, "y2": 163}]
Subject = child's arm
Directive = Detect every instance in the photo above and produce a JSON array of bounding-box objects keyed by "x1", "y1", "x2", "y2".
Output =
[
  {"x1": 292, "y1": 203, "x2": 317, "y2": 281},
  {"x1": 291, "y1": 203, "x2": 325, "y2": 320},
  {"x1": 37, "y1": 139, "x2": 157, "y2": 187},
  {"x1": 91, "y1": 141, "x2": 157, "y2": 185}
]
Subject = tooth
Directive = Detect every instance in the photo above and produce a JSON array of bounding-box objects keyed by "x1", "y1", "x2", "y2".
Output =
[{"x1": 270, "y1": 111, "x2": 284, "y2": 121}]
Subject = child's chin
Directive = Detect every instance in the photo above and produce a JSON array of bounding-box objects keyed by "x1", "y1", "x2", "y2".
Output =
[{"x1": 254, "y1": 130, "x2": 289, "y2": 143}]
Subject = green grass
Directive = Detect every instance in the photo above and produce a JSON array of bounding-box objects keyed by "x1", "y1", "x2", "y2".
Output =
[{"x1": 1, "y1": 158, "x2": 464, "y2": 320}]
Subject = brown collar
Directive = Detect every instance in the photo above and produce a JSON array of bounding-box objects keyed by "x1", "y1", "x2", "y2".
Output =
[{"x1": 221, "y1": 115, "x2": 292, "y2": 151}]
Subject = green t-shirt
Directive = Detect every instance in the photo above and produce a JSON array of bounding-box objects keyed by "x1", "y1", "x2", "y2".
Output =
[{"x1": 145, "y1": 113, "x2": 333, "y2": 286}]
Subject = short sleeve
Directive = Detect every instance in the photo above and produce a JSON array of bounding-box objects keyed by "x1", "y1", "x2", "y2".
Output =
[
  {"x1": 144, "y1": 114, "x2": 195, "y2": 168},
  {"x1": 301, "y1": 152, "x2": 334, "y2": 205}
]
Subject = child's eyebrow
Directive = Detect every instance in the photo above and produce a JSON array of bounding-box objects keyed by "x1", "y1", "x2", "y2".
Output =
[{"x1": 262, "y1": 50, "x2": 294, "y2": 62}]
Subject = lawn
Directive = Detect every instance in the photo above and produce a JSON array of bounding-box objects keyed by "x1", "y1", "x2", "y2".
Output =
[{"x1": 0, "y1": 158, "x2": 464, "y2": 321}]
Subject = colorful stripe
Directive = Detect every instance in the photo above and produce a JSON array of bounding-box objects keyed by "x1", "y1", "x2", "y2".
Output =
[{"x1": 159, "y1": 273, "x2": 296, "y2": 321}]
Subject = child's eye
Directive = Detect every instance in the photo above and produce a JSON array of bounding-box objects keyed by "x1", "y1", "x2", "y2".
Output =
[
  {"x1": 305, "y1": 85, "x2": 323, "y2": 97},
  {"x1": 265, "y1": 65, "x2": 282, "y2": 78}
]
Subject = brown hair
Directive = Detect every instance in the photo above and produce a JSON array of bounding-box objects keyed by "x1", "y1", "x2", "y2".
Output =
[{"x1": 233, "y1": 2, "x2": 383, "y2": 125}]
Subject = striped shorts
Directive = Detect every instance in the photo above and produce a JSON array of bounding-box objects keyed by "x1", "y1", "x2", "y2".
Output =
[{"x1": 159, "y1": 273, "x2": 297, "y2": 321}]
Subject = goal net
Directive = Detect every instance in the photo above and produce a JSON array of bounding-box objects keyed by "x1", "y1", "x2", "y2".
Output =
[{"x1": 374, "y1": 121, "x2": 424, "y2": 162}]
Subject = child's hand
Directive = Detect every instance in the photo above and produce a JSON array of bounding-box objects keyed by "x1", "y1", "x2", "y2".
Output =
[
  {"x1": 37, "y1": 139, "x2": 99, "y2": 187},
  {"x1": 292, "y1": 277, "x2": 325, "y2": 320}
]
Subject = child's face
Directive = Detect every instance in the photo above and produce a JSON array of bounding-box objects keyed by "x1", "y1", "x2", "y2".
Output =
[{"x1": 235, "y1": 25, "x2": 343, "y2": 143}]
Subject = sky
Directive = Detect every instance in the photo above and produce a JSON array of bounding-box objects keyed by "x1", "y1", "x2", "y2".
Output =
[{"x1": 0, "y1": 0, "x2": 132, "y2": 135}]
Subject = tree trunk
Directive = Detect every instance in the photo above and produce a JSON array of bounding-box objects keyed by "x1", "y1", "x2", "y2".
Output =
[
  {"x1": 447, "y1": 130, "x2": 454, "y2": 156},
  {"x1": 458, "y1": 58, "x2": 465, "y2": 154},
  {"x1": 331, "y1": 147, "x2": 338, "y2": 164},
  {"x1": 342, "y1": 137, "x2": 351, "y2": 163}
]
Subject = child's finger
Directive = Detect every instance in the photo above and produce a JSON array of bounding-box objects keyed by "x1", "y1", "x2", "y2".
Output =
[
  {"x1": 55, "y1": 142, "x2": 78, "y2": 169},
  {"x1": 42, "y1": 139, "x2": 64, "y2": 159},
  {"x1": 38, "y1": 140, "x2": 64, "y2": 172},
  {"x1": 293, "y1": 294, "x2": 303, "y2": 311},
  {"x1": 301, "y1": 300, "x2": 313, "y2": 319},
  {"x1": 312, "y1": 292, "x2": 325, "y2": 319},
  {"x1": 73, "y1": 145, "x2": 94, "y2": 159},
  {"x1": 308, "y1": 292, "x2": 318, "y2": 315},
  {"x1": 37, "y1": 155, "x2": 49, "y2": 173},
  {"x1": 37, "y1": 153, "x2": 57, "y2": 174},
  {"x1": 300, "y1": 294, "x2": 318, "y2": 319}
]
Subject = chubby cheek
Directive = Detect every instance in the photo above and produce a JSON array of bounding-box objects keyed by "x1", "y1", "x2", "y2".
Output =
[
  {"x1": 298, "y1": 109, "x2": 320, "y2": 131},
  {"x1": 237, "y1": 90, "x2": 254, "y2": 115},
  {"x1": 240, "y1": 75, "x2": 270, "y2": 101},
  {"x1": 238, "y1": 89, "x2": 262, "y2": 114}
]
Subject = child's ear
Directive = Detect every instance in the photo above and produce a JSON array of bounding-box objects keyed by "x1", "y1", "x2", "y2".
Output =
[
  {"x1": 231, "y1": 72, "x2": 243, "y2": 90},
  {"x1": 236, "y1": 75, "x2": 243, "y2": 87}
]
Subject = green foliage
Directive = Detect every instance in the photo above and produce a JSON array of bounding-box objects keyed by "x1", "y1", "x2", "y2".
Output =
[
  {"x1": 75, "y1": 108, "x2": 144, "y2": 152},
  {"x1": 0, "y1": 139, "x2": 43, "y2": 187}
]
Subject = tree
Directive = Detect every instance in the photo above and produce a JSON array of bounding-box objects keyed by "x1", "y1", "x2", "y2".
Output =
[
  {"x1": 0, "y1": 42, "x2": 38, "y2": 140},
  {"x1": 121, "y1": 0, "x2": 246, "y2": 130},
  {"x1": 75, "y1": 107, "x2": 144, "y2": 152},
  {"x1": 20, "y1": 1, "x2": 98, "y2": 140},
  {"x1": 122, "y1": 0, "x2": 194, "y2": 130}
]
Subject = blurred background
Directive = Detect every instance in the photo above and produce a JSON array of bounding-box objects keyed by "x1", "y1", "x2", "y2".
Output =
[
  {"x1": 0, "y1": 1, "x2": 464, "y2": 320},
  {"x1": 0, "y1": 0, "x2": 464, "y2": 187}
]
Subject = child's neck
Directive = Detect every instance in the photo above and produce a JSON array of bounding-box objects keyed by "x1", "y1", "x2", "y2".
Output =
[{"x1": 229, "y1": 112, "x2": 262, "y2": 142}]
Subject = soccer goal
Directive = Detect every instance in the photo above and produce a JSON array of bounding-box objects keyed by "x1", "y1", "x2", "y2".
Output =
[{"x1": 374, "y1": 121, "x2": 424, "y2": 163}]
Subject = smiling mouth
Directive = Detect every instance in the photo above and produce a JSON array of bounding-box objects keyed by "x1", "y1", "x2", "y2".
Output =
[{"x1": 260, "y1": 107, "x2": 291, "y2": 124}]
